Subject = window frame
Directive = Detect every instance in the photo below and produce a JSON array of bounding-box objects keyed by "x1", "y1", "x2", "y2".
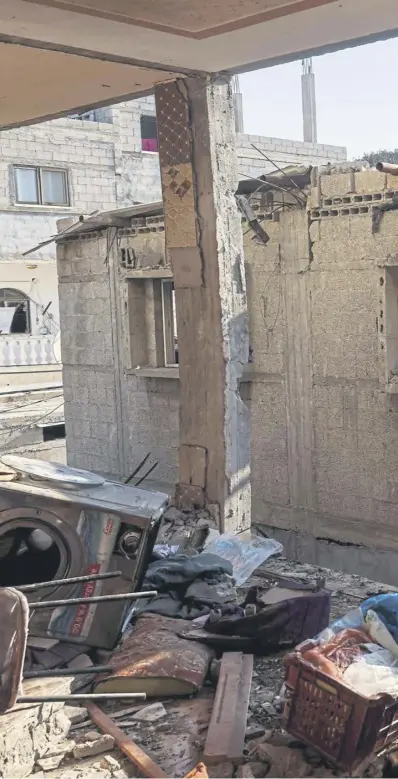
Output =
[
  {"x1": 14, "y1": 165, "x2": 70, "y2": 207},
  {"x1": 161, "y1": 279, "x2": 178, "y2": 367},
  {"x1": 140, "y1": 113, "x2": 158, "y2": 153}
]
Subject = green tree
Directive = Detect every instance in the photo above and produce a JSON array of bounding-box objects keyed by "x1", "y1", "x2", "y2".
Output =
[{"x1": 361, "y1": 149, "x2": 398, "y2": 167}]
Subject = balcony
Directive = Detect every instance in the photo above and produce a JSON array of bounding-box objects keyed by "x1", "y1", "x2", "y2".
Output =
[{"x1": 0, "y1": 335, "x2": 57, "y2": 367}]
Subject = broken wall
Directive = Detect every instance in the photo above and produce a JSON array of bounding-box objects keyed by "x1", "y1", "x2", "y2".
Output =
[
  {"x1": 58, "y1": 169, "x2": 398, "y2": 577},
  {"x1": 248, "y1": 168, "x2": 398, "y2": 574}
]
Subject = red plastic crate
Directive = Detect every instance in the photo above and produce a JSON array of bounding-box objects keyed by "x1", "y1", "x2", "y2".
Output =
[{"x1": 283, "y1": 640, "x2": 398, "y2": 772}]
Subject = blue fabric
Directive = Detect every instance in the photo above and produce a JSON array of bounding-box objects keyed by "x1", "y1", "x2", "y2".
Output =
[{"x1": 359, "y1": 594, "x2": 398, "y2": 641}]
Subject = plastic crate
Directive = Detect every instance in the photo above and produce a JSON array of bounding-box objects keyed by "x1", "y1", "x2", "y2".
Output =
[{"x1": 283, "y1": 640, "x2": 398, "y2": 773}]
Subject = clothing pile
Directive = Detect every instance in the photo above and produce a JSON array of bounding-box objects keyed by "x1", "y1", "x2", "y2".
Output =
[
  {"x1": 139, "y1": 550, "x2": 331, "y2": 654},
  {"x1": 140, "y1": 553, "x2": 237, "y2": 620}
]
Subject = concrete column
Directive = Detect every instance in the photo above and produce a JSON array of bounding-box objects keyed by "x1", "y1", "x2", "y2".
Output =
[{"x1": 154, "y1": 76, "x2": 250, "y2": 533}]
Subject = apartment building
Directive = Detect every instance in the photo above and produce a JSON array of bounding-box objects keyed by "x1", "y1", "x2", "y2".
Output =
[{"x1": 0, "y1": 95, "x2": 346, "y2": 391}]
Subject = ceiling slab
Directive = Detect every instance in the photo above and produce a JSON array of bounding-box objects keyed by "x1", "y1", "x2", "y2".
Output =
[
  {"x1": 1, "y1": 0, "x2": 397, "y2": 74},
  {"x1": 19, "y1": 0, "x2": 336, "y2": 38},
  {"x1": 0, "y1": 43, "x2": 177, "y2": 129},
  {"x1": 0, "y1": 0, "x2": 397, "y2": 128}
]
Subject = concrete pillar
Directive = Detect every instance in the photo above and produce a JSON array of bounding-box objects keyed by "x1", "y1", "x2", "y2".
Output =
[
  {"x1": 154, "y1": 76, "x2": 250, "y2": 533},
  {"x1": 301, "y1": 59, "x2": 317, "y2": 144}
]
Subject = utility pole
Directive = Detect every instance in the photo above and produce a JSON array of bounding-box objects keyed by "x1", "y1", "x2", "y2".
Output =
[{"x1": 301, "y1": 58, "x2": 317, "y2": 144}]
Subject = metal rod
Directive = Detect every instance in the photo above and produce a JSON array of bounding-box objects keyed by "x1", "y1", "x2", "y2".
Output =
[
  {"x1": 18, "y1": 570, "x2": 123, "y2": 593},
  {"x1": 16, "y1": 693, "x2": 147, "y2": 703},
  {"x1": 24, "y1": 665, "x2": 114, "y2": 679},
  {"x1": 251, "y1": 143, "x2": 305, "y2": 194},
  {"x1": 124, "y1": 452, "x2": 150, "y2": 484},
  {"x1": 30, "y1": 590, "x2": 157, "y2": 609},
  {"x1": 134, "y1": 461, "x2": 158, "y2": 487}
]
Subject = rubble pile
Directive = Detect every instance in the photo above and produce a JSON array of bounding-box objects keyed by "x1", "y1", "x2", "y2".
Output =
[{"x1": 0, "y1": 462, "x2": 397, "y2": 779}]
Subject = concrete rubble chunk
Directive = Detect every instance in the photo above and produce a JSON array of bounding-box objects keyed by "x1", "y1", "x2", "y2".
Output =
[
  {"x1": 236, "y1": 764, "x2": 255, "y2": 778},
  {"x1": 67, "y1": 653, "x2": 93, "y2": 670},
  {"x1": 36, "y1": 750, "x2": 70, "y2": 772},
  {"x1": 83, "y1": 730, "x2": 102, "y2": 741},
  {"x1": 52, "y1": 711, "x2": 72, "y2": 739},
  {"x1": 99, "y1": 755, "x2": 122, "y2": 773},
  {"x1": 73, "y1": 734, "x2": 115, "y2": 759},
  {"x1": 255, "y1": 743, "x2": 312, "y2": 778},
  {"x1": 63, "y1": 706, "x2": 88, "y2": 725},
  {"x1": 245, "y1": 725, "x2": 266, "y2": 741},
  {"x1": 207, "y1": 762, "x2": 235, "y2": 778},
  {"x1": 131, "y1": 703, "x2": 167, "y2": 722},
  {"x1": 237, "y1": 762, "x2": 269, "y2": 778}
]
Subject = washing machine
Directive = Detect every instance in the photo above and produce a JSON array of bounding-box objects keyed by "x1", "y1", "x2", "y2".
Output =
[{"x1": 0, "y1": 455, "x2": 169, "y2": 649}]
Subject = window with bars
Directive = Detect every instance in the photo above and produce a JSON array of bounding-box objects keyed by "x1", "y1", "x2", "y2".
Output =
[
  {"x1": 14, "y1": 166, "x2": 70, "y2": 206},
  {"x1": 0, "y1": 288, "x2": 31, "y2": 334},
  {"x1": 140, "y1": 114, "x2": 158, "y2": 153}
]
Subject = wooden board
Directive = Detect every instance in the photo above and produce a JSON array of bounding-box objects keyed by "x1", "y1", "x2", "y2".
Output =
[
  {"x1": 87, "y1": 702, "x2": 168, "y2": 778},
  {"x1": 204, "y1": 652, "x2": 253, "y2": 766}
]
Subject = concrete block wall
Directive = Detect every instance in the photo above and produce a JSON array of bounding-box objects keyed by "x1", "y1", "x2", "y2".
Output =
[
  {"x1": 112, "y1": 97, "x2": 348, "y2": 206},
  {"x1": 57, "y1": 219, "x2": 178, "y2": 486},
  {"x1": 124, "y1": 373, "x2": 179, "y2": 486},
  {"x1": 57, "y1": 232, "x2": 121, "y2": 475},
  {"x1": 58, "y1": 167, "x2": 398, "y2": 581},
  {"x1": 113, "y1": 98, "x2": 162, "y2": 206},
  {"x1": 248, "y1": 169, "x2": 398, "y2": 578},
  {"x1": 236, "y1": 134, "x2": 347, "y2": 180}
]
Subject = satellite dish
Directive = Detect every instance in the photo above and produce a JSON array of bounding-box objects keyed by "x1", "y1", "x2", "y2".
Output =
[
  {"x1": 0, "y1": 455, "x2": 105, "y2": 488},
  {"x1": 53, "y1": 333, "x2": 61, "y2": 364}
]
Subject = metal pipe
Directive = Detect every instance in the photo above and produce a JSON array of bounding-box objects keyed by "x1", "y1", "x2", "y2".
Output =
[
  {"x1": 30, "y1": 590, "x2": 156, "y2": 609},
  {"x1": 24, "y1": 665, "x2": 114, "y2": 679},
  {"x1": 18, "y1": 570, "x2": 123, "y2": 593},
  {"x1": 16, "y1": 693, "x2": 146, "y2": 703},
  {"x1": 376, "y1": 162, "x2": 398, "y2": 175}
]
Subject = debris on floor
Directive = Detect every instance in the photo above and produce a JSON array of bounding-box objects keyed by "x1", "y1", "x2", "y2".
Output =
[{"x1": 1, "y1": 457, "x2": 398, "y2": 778}]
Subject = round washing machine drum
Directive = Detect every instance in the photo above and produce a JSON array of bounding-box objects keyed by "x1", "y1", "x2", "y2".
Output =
[{"x1": 0, "y1": 506, "x2": 86, "y2": 592}]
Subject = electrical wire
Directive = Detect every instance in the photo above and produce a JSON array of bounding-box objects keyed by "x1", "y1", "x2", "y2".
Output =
[
  {"x1": 240, "y1": 171, "x2": 304, "y2": 205},
  {"x1": 250, "y1": 143, "x2": 307, "y2": 197},
  {"x1": 0, "y1": 393, "x2": 64, "y2": 416},
  {"x1": 0, "y1": 402, "x2": 64, "y2": 453}
]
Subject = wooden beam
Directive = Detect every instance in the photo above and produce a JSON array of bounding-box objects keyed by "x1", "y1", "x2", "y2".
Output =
[
  {"x1": 87, "y1": 702, "x2": 168, "y2": 779},
  {"x1": 204, "y1": 652, "x2": 253, "y2": 765}
]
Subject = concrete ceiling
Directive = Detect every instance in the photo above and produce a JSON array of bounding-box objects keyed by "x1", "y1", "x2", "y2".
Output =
[{"x1": 0, "y1": 0, "x2": 397, "y2": 128}]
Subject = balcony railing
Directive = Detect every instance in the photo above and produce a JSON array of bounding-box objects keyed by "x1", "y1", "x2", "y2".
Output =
[{"x1": 0, "y1": 336, "x2": 57, "y2": 366}]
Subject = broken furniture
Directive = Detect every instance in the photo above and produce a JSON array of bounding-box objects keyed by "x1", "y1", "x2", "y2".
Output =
[
  {"x1": 0, "y1": 586, "x2": 156, "y2": 712},
  {"x1": 94, "y1": 613, "x2": 214, "y2": 697},
  {"x1": 0, "y1": 455, "x2": 168, "y2": 649}
]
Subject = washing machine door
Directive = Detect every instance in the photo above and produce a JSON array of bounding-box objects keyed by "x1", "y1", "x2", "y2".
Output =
[{"x1": 0, "y1": 505, "x2": 86, "y2": 596}]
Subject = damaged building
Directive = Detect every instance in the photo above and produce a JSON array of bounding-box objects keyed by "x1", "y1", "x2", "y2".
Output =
[{"x1": 57, "y1": 165, "x2": 398, "y2": 586}]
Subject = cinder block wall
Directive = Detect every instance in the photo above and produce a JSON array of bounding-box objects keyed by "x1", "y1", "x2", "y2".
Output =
[
  {"x1": 245, "y1": 167, "x2": 398, "y2": 578},
  {"x1": 59, "y1": 168, "x2": 398, "y2": 578},
  {"x1": 236, "y1": 134, "x2": 347, "y2": 180},
  {"x1": 112, "y1": 96, "x2": 348, "y2": 206},
  {"x1": 57, "y1": 232, "x2": 121, "y2": 476}
]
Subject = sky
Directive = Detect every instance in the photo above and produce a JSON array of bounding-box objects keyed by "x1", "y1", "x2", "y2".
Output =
[{"x1": 239, "y1": 36, "x2": 398, "y2": 160}]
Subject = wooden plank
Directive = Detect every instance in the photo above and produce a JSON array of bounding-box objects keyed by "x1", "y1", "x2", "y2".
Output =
[
  {"x1": 229, "y1": 654, "x2": 253, "y2": 763},
  {"x1": 204, "y1": 652, "x2": 253, "y2": 766},
  {"x1": 87, "y1": 702, "x2": 168, "y2": 779}
]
